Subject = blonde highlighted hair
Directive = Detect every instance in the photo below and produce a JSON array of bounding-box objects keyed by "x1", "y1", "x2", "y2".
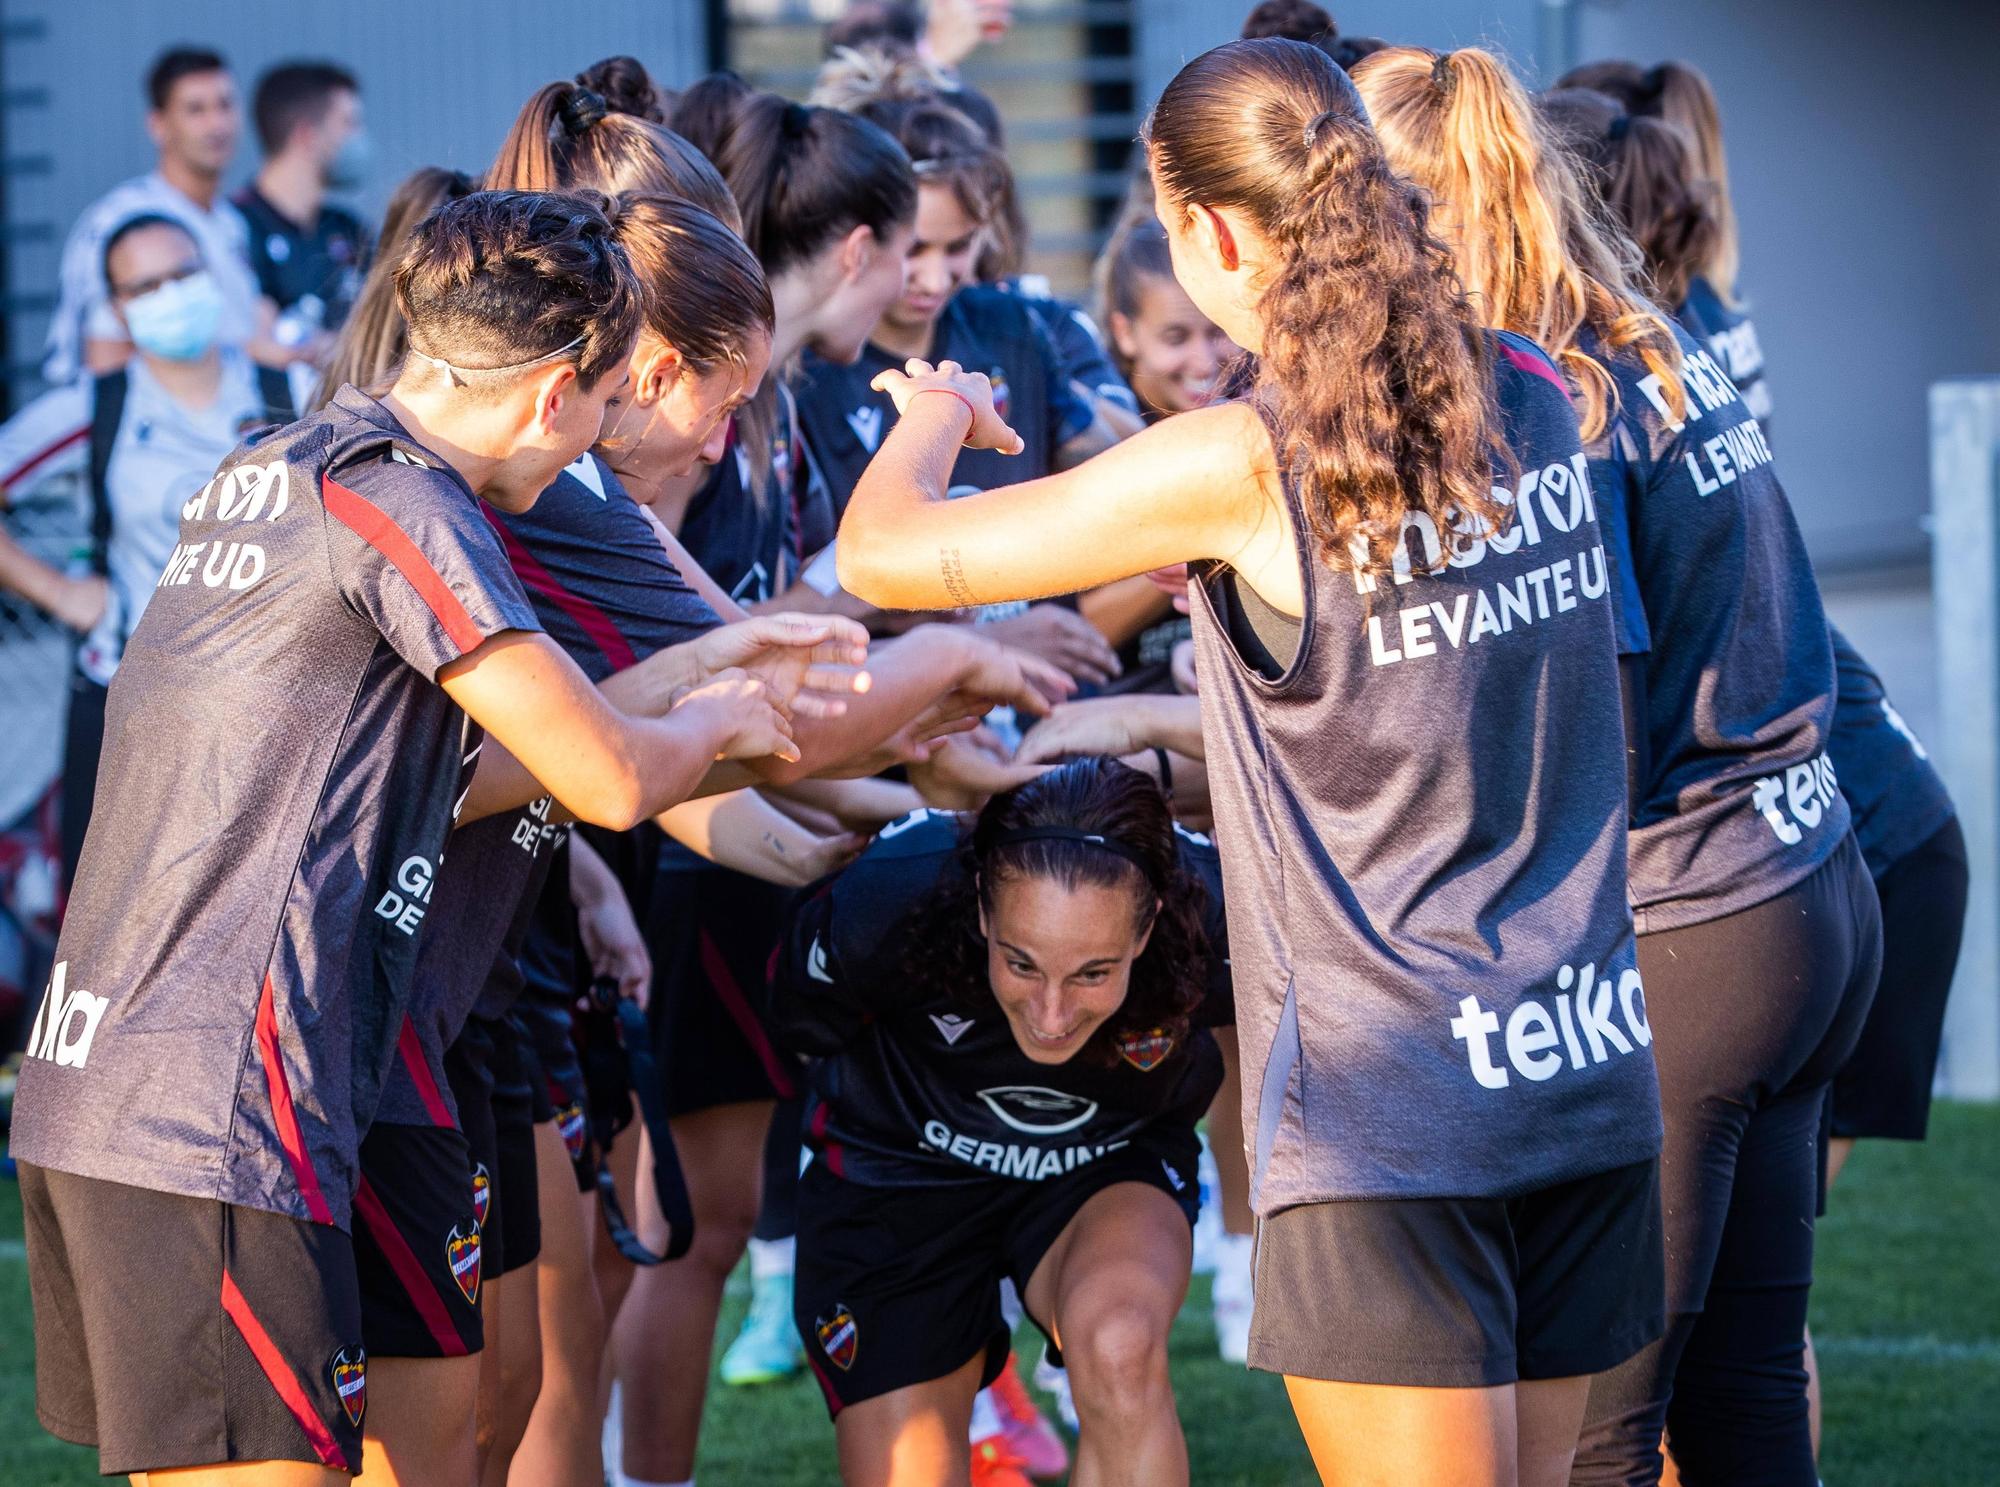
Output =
[{"x1": 1351, "y1": 45, "x2": 1683, "y2": 439}]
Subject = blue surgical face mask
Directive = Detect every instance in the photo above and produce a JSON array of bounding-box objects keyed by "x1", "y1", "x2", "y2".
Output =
[
  {"x1": 325, "y1": 130, "x2": 372, "y2": 190},
  {"x1": 123, "y1": 270, "x2": 224, "y2": 361}
]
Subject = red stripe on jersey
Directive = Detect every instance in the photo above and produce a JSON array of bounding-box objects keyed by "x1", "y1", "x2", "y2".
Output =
[
  {"x1": 396, "y1": 1016, "x2": 454, "y2": 1127},
  {"x1": 353, "y1": 1178, "x2": 472, "y2": 1357},
  {"x1": 1500, "y1": 340, "x2": 1570, "y2": 396},
  {"x1": 0, "y1": 424, "x2": 87, "y2": 491},
  {"x1": 322, "y1": 473, "x2": 487, "y2": 655},
  {"x1": 255, "y1": 975, "x2": 334, "y2": 1225},
  {"x1": 220, "y1": 1268, "x2": 350, "y2": 1468},
  {"x1": 807, "y1": 1101, "x2": 844, "y2": 1177},
  {"x1": 697, "y1": 929, "x2": 798, "y2": 1099},
  {"x1": 482, "y1": 510, "x2": 637, "y2": 672}
]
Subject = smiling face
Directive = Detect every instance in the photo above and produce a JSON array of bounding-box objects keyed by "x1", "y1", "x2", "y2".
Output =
[
  {"x1": 150, "y1": 69, "x2": 240, "y2": 181},
  {"x1": 979, "y1": 872, "x2": 1156, "y2": 1065},
  {"x1": 876, "y1": 182, "x2": 984, "y2": 346},
  {"x1": 1110, "y1": 271, "x2": 1238, "y2": 416}
]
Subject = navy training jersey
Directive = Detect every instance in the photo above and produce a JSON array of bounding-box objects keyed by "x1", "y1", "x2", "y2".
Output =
[
  {"x1": 376, "y1": 453, "x2": 722, "y2": 1125},
  {"x1": 995, "y1": 276, "x2": 1140, "y2": 436},
  {"x1": 11, "y1": 387, "x2": 538, "y2": 1227},
  {"x1": 1675, "y1": 277, "x2": 1771, "y2": 436},
  {"x1": 1191, "y1": 333, "x2": 1660, "y2": 1213},
  {"x1": 1581, "y1": 321, "x2": 1847, "y2": 932},
  {"x1": 772, "y1": 809, "x2": 1232, "y2": 1188},
  {"x1": 1828, "y1": 624, "x2": 1954, "y2": 878},
  {"x1": 797, "y1": 283, "x2": 1091, "y2": 520}
]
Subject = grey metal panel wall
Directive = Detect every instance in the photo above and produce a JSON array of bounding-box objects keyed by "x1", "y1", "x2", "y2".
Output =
[
  {"x1": 1135, "y1": 0, "x2": 1546, "y2": 111},
  {"x1": 0, "y1": 0, "x2": 709, "y2": 404},
  {"x1": 1579, "y1": 0, "x2": 2000, "y2": 571}
]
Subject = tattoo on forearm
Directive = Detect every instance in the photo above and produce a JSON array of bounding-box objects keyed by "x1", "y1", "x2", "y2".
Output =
[{"x1": 940, "y1": 547, "x2": 978, "y2": 607}]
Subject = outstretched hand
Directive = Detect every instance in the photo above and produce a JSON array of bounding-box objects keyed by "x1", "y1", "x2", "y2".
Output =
[
  {"x1": 693, "y1": 614, "x2": 872, "y2": 720},
  {"x1": 871, "y1": 358, "x2": 1026, "y2": 456}
]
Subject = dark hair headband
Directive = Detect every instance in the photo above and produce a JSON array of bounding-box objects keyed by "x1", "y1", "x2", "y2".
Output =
[{"x1": 988, "y1": 825, "x2": 1159, "y2": 886}]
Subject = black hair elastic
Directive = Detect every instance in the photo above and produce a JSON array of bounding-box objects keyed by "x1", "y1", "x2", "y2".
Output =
[
  {"x1": 989, "y1": 825, "x2": 1160, "y2": 887},
  {"x1": 561, "y1": 85, "x2": 608, "y2": 137},
  {"x1": 781, "y1": 101, "x2": 812, "y2": 138},
  {"x1": 1431, "y1": 53, "x2": 1456, "y2": 94},
  {"x1": 1608, "y1": 113, "x2": 1633, "y2": 142}
]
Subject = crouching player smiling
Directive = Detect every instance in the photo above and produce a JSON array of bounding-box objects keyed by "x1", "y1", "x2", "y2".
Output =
[{"x1": 774, "y1": 758, "x2": 1231, "y2": 1487}]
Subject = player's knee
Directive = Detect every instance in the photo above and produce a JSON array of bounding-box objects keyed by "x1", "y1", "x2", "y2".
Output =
[
  {"x1": 685, "y1": 1203, "x2": 758, "y2": 1279},
  {"x1": 1065, "y1": 1302, "x2": 1170, "y2": 1414}
]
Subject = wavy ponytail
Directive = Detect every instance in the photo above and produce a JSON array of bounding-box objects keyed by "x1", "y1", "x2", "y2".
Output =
[
  {"x1": 488, "y1": 77, "x2": 739, "y2": 234},
  {"x1": 1354, "y1": 46, "x2": 1684, "y2": 439},
  {"x1": 1146, "y1": 38, "x2": 1506, "y2": 578}
]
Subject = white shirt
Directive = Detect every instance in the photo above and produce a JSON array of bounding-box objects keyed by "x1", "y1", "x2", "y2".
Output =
[
  {"x1": 44, "y1": 171, "x2": 262, "y2": 385},
  {"x1": 0, "y1": 350, "x2": 268, "y2": 685}
]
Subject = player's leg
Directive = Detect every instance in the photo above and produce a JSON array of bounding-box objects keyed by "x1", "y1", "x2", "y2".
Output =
[
  {"x1": 835, "y1": 1352, "x2": 987, "y2": 1487},
  {"x1": 509, "y1": 1118, "x2": 607, "y2": 1487},
  {"x1": 610, "y1": 1099, "x2": 772, "y2": 1483},
  {"x1": 1024, "y1": 1182, "x2": 1192, "y2": 1487}
]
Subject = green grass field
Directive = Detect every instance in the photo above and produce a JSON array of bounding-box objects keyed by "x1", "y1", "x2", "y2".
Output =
[{"x1": 2, "y1": 1102, "x2": 1995, "y2": 1484}]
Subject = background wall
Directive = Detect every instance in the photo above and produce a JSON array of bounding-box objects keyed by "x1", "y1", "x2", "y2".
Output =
[
  {"x1": 1137, "y1": 0, "x2": 2000, "y2": 571},
  {"x1": 2, "y1": 0, "x2": 1992, "y2": 569},
  {"x1": 0, "y1": 0, "x2": 707, "y2": 400}
]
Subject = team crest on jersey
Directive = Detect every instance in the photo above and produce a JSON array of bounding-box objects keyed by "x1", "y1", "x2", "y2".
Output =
[
  {"x1": 328, "y1": 1346, "x2": 367, "y2": 1426},
  {"x1": 555, "y1": 1100, "x2": 588, "y2": 1161},
  {"x1": 1117, "y1": 1027, "x2": 1175, "y2": 1073},
  {"x1": 815, "y1": 1304, "x2": 859, "y2": 1370},
  {"x1": 987, "y1": 368, "x2": 1011, "y2": 420},
  {"x1": 470, "y1": 1163, "x2": 492, "y2": 1231},
  {"x1": 446, "y1": 1224, "x2": 482, "y2": 1305}
]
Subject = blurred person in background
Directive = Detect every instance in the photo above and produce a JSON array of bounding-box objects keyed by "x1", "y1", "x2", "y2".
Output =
[
  {"x1": 237, "y1": 60, "x2": 375, "y2": 361},
  {"x1": 44, "y1": 47, "x2": 270, "y2": 382},
  {"x1": 0, "y1": 213, "x2": 294, "y2": 889}
]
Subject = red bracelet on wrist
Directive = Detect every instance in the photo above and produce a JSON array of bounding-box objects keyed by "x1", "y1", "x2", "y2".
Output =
[{"x1": 911, "y1": 386, "x2": 977, "y2": 442}]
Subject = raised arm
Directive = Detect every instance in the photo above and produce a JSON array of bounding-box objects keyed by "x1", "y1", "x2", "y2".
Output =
[{"x1": 835, "y1": 360, "x2": 1285, "y2": 613}]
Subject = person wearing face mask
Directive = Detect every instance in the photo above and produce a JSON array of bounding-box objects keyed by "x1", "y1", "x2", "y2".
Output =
[
  {"x1": 776, "y1": 759, "x2": 1231, "y2": 1487},
  {"x1": 45, "y1": 47, "x2": 269, "y2": 383},
  {"x1": 236, "y1": 61, "x2": 374, "y2": 356},
  {"x1": 0, "y1": 214, "x2": 294, "y2": 890}
]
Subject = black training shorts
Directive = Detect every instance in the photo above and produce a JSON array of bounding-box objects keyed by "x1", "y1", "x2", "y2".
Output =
[
  {"x1": 793, "y1": 1133, "x2": 1199, "y2": 1416},
  {"x1": 1250, "y1": 1157, "x2": 1665, "y2": 1388},
  {"x1": 353, "y1": 1123, "x2": 484, "y2": 1359},
  {"x1": 22, "y1": 1162, "x2": 366, "y2": 1475}
]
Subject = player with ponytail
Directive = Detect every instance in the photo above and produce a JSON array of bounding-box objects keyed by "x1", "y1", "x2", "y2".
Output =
[
  {"x1": 838, "y1": 38, "x2": 1664, "y2": 1484},
  {"x1": 1355, "y1": 46, "x2": 1882, "y2": 1486}
]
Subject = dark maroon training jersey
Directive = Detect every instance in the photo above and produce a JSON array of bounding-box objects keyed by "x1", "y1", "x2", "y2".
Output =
[
  {"x1": 11, "y1": 387, "x2": 538, "y2": 1229},
  {"x1": 377, "y1": 452, "x2": 722, "y2": 1126}
]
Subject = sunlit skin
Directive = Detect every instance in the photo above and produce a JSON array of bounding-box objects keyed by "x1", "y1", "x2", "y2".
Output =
[
  {"x1": 596, "y1": 326, "x2": 774, "y2": 487},
  {"x1": 870, "y1": 184, "x2": 985, "y2": 360},
  {"x1": 978, "y1": 873, "x2": 1157, "y2": 1065},
  {"x1": 150, "y1": 69, "x2": 241, "y2": 192},
  {"x1": 1109, "y1": 272, "x2": 1239, "y2": 417},
  {"x1": 800, "y1": 220, "x2": 916, "y2": 366}
]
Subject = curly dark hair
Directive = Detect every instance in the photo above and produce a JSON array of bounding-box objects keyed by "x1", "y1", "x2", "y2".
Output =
[
  {"x1": 1145, "y1": 39, "x2": 1510, "y2": 579},
  {"x1": 898, "y1": 759, "x2": 1212, "y2": 1067}
]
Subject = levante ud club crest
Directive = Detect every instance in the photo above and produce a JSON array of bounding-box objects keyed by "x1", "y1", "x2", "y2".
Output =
[
  {"x1": 1118, "y1": 1027, "x2": 1175, "y2": 1073},
  {"x1": 328, "y1": 1347, "x2": 367, "y2": 1427},
  {"x1": 556, "y1": 1100, "x2": 588, "y2": 1161},
  {"x1": 470, "y1": 1162, "x2": 492, "y2": 1231},
  {"x1": 446, "y1": 1224, "x2": 482, "y2": 1305},
  {"x1": 816, "y1": 1304, "x2": 858, "y2": 1371}
]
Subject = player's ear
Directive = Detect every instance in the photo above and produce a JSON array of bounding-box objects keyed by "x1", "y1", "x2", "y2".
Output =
[
  {"x1": 837, "y1": 223, "x2": 878, "y2": 286},
  {"x1": 530, "y1": 363, "x2": 579, "y2": 436}
]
